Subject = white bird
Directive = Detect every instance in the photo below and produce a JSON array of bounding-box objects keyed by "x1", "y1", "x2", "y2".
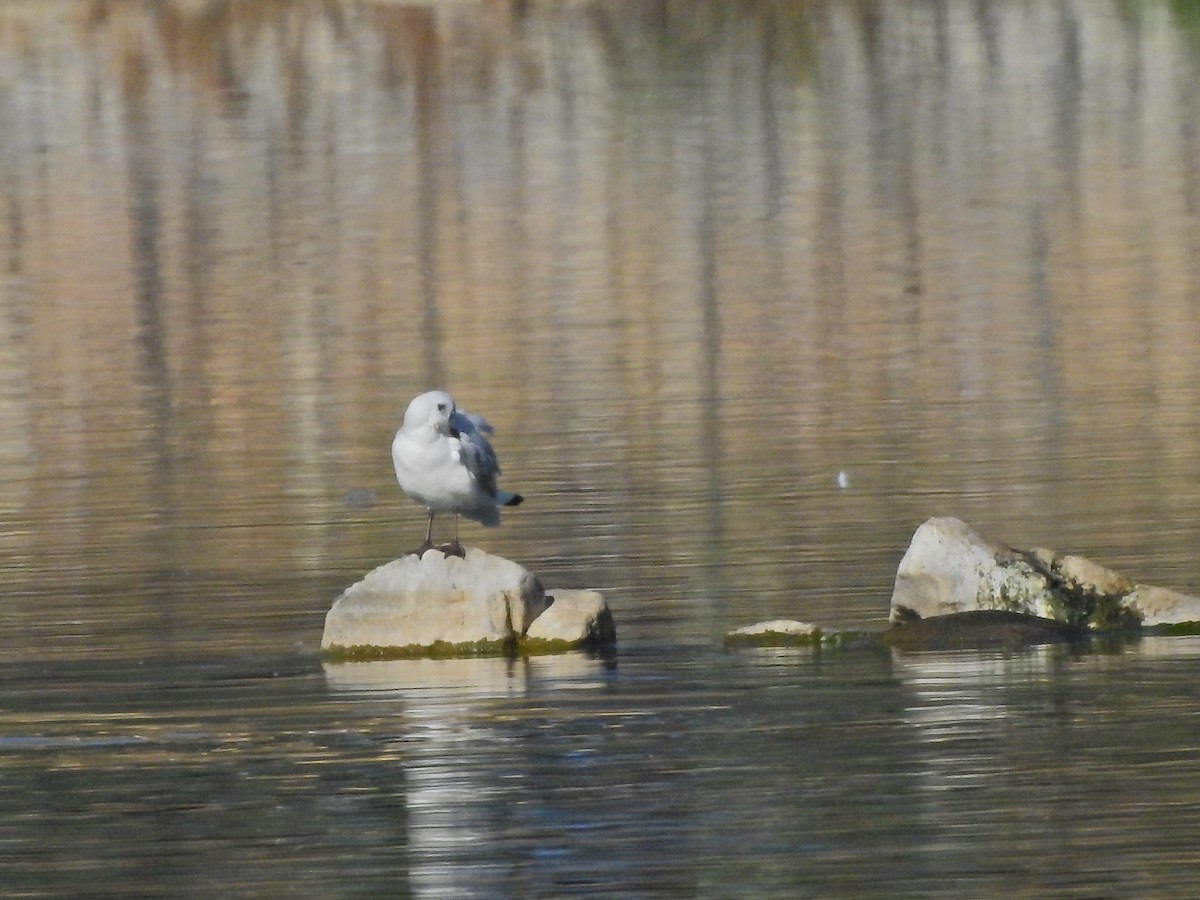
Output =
[{"x1": 391, "y1": 390, "x2": 524, "y2": 557}]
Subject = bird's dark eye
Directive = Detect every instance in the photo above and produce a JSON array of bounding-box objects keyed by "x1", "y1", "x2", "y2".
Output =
[{"x1": 437, "y1": 403, "x2": 447, "y2": 413}]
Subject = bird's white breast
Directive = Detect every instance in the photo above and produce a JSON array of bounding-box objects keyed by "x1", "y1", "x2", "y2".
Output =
[{"x1": 392, "y1": 428, "x2": 478, "y2": 511}]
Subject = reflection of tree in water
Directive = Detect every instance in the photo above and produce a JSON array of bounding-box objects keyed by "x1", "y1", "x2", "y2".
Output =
[{"x1": 2, "y1": 1, "x2": 1200, "y2": 627}]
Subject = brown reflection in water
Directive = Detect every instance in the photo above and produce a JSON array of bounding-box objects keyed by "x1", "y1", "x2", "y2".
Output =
[{"x1": 0, "y1": 2, "x2": 1199, "y2": 634}]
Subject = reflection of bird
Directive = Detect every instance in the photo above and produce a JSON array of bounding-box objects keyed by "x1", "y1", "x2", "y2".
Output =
[{"x1": 391, "y1": 390, "x2": 524, "y2": 557}]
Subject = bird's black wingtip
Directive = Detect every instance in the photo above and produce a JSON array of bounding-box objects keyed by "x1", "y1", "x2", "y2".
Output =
[{"x1": 506, "y1": 493, "x2": 524, "y2": 507}]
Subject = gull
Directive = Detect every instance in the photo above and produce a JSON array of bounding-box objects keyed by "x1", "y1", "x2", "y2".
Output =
[{"x1": 391, "y1": 390, "x2": 524, "y2": 557}]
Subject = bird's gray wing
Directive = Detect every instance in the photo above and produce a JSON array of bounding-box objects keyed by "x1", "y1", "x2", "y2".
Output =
[
  {"x1": 449, "y1": 410, "x2": 501, "y2": 496},
  {"x1": 449, "y1": 409, "x2": 493, "y2": 435}
]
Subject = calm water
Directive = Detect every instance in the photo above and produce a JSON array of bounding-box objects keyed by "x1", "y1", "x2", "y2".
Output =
[{"x1": 4, "y1": 0, "x2": 1200, "y2": 895}]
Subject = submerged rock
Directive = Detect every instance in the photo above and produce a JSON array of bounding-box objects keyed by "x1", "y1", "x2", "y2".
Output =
[
  {"x1": 322, "y1": 548, "x2": 614, "y2": 660},
  {"x1": 881, "y1": 609, "x2": 1085, "y2": 652},
  {"x1": 725, "y1": 610, "x2": 1116, "y2": 653},
  {"x1": 890, "y1": 517, "x2": 1200, "y2": 630}
]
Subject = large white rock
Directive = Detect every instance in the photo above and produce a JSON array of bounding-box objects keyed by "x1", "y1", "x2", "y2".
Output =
[
  {"x1": 889, "y1": 517, "x2": 1057, "y2": 622},
  {"x1": 322, "y1": 548, "x2": 548, "y2": 656},
  {"x1": 890, "y1": 517, "x2": 1200, "y2": 629},
  {"x1": 524, "y1": 590, "x2": 616, "y2": 648}
]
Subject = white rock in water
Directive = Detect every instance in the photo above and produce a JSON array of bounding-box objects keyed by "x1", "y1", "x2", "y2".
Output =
[
  {"x1": 890, "y1": 516, "x2": 1200, "y2": 629},
  {"x1": 727, "y1": 620, "x2": 819, "y2": 638},
  {"x1": 525, "y1": 590, "x2": 616, "y2": 648},
  {"x1": 322, "y1": 547, "x2": 548, "y2": 656},
  {"x1": 889, "y1": 517, "x2": 1056, "y2": 622},
  {"x1": 724, "y1": 619, "x2": 828, "y2": 647}
]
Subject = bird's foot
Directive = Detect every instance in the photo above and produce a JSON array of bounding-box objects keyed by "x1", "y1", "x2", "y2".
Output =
[
  {"x1": 406, "y1": 540, "x2": 435, "y2": 558},
  {"x1": 437, "y1": 540, "x2": 466, "y2": 559}
]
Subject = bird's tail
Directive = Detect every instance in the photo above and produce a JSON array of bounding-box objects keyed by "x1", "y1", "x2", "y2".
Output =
[{"x1": 497, "y1": 492, "x2": 524, "y2": 507}]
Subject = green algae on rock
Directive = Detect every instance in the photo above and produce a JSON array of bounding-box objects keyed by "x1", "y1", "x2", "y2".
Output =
[{"x1": 723, "y1": 620, "x2": 871, "y2": 649}]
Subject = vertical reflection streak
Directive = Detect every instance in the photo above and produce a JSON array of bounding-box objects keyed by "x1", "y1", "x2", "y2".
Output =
[{"x1": 121, "y1": 39, "x2": 175, "y2": 576}]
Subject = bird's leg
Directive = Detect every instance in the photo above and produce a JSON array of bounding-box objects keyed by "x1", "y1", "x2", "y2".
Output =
[
  {"x1": 439, "y1": 511, "x2": 466, "y2": 558},
  {"x1": 408, "y1": 510, "x2": 436, "y2": 557}
]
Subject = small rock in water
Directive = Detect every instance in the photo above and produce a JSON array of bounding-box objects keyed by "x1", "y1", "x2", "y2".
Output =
[
  {"x1": 525, "y1": 590, "x2": 616, "y2": 650},
  {"x1": 725, "y1": 619, "x2": 823, "y2": 648}
]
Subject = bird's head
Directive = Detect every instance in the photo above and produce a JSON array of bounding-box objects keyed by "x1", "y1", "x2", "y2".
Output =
[{"x1": 404, "y1": 390, "x2": 456, "y2": 435}]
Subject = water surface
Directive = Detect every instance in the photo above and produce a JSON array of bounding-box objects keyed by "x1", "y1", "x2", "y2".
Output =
[{"x1": 3, "y1": 1, "x2": 1200, "y2": 895}]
